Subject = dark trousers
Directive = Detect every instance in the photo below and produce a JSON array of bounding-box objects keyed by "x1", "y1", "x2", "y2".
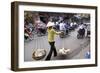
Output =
[{"x1": 45, "y1": 42, "x2": 57, "y2": 60}]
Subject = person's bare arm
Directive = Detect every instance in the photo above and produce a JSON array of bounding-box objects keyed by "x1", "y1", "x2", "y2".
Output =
[{"x1": 53, "y1": 29, "x2": 62, "y2": 35}]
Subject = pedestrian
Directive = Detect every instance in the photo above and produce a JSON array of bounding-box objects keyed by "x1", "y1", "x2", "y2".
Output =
[
  {"x1": 59, "y1": 21, "x2": 66, "y2": 38},
  {"x1": 45, "y1": 21, "x2": 62, "y2": 60}
]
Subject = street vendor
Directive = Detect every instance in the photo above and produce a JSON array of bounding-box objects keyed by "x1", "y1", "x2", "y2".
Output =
[{"x1": 45, "y1": 21, "x2": 62, "y2": 60}]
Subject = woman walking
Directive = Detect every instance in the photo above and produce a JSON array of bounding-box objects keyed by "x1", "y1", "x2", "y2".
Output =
[{"x1": 45, "y1": 21, "x2": 61, "y2": 60}]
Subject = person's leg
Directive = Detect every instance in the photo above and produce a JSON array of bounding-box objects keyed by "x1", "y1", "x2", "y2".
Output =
[
  {"x1": 52, "y1": 42, "x2": 57, "y2": 57},
  {"x1": 45, "y1": 42, "x2": 53, "y2": 60}
]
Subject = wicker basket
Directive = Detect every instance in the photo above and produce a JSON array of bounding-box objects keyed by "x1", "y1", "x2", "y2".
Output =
[
  {"x1": 32, "y1": 49, "x2": 46, "y2": 60},
  {"x1": 58, "y1": 48, "x2": 70, "y2": 56}
]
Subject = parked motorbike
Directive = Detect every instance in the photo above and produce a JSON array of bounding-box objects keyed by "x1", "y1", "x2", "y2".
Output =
[{"x1": 86, "y1": 31, "x2": 90, "y2": 38}]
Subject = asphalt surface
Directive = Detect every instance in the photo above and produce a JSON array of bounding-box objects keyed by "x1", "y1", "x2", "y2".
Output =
[{"x1": 24, "y1": 28, "x2": 90, "y2": 61}]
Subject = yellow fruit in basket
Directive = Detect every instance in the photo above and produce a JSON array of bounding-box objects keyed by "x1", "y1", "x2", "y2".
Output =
[
  {"x1": 58, "y1": 48, "x2": 70, "y2": 55},
  {"x1": 32, "y1": 49, "x2": 46, "y2": 60}
]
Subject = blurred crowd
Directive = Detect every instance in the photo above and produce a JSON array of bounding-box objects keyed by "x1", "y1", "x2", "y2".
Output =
[{"x1": 24, "y1": 12, "x2": 90, "y2": 41}]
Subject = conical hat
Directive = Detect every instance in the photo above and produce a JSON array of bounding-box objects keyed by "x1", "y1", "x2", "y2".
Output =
[{"x1": 47, "y1": 22, "x2": 55, "y2": 27}]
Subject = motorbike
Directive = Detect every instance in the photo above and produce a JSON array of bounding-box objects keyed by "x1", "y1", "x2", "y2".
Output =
[
  {"x1": 86, "y1": 31, "x2": 90, "y2": 38},
  {"x1": 77, "y1": 28, "x2": 85, "y2": 39}
]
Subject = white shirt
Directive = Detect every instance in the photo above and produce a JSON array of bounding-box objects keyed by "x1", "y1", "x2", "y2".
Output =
[{"x1": 59, "y1": 23, "x2": 66, "y2": 31}]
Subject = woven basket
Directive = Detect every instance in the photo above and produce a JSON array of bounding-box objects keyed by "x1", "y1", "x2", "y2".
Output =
[
  {"x1": 58, "y1": 48, "x2": 70, "y2": 56},
  {"x1": 32, "y1": 49, "x2": 46, "y2": 60}
]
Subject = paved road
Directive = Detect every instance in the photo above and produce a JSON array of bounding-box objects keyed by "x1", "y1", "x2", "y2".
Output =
[{"x1": 24, "y1": 29, "x2": 90, "y2": 61}]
